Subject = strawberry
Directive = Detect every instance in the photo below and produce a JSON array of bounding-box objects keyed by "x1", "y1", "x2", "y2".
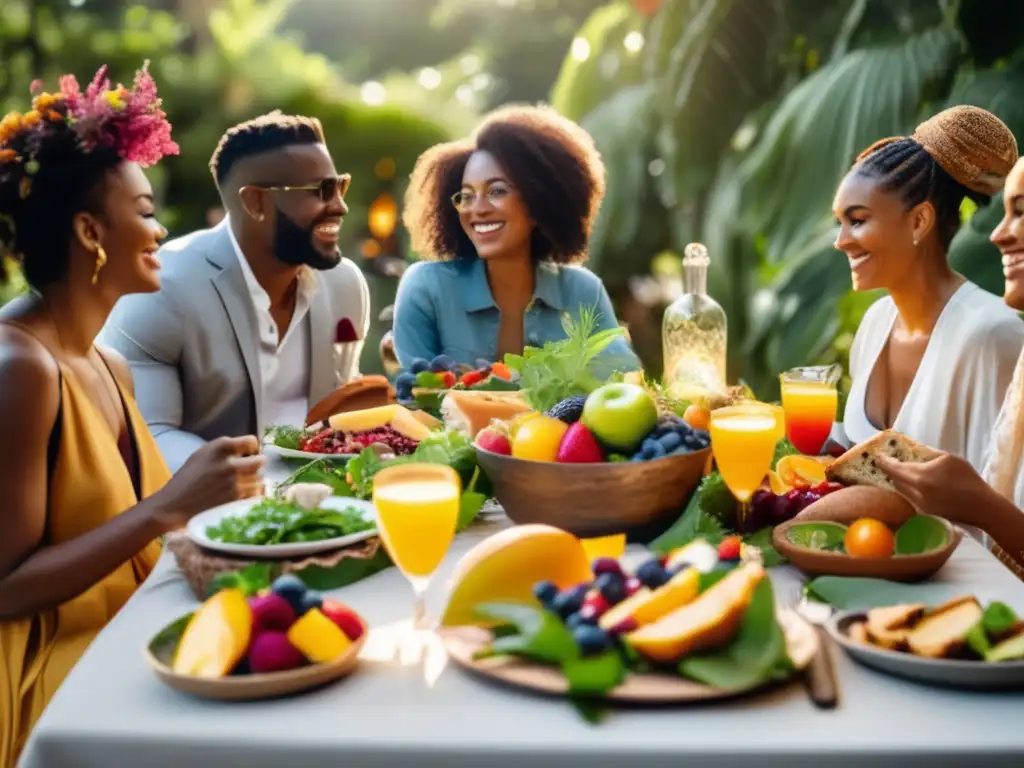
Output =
[
  {"x1": 441, "y1": 370, "x2": 456, "y2": 388},
  {"x1": 320, "y1": 599, "x2": 365, "y2": 642},
  {"x1": 475, "y1": 427, "x2": 512, "y2": 455},
  {"x1": 555, "y1": 422, "x2": 604, "y2": 463},
  {"x1": 717, "y1": 535, "x2": 742, "y2": 561},
  {"x1": 460, "y1": 369, "x2": 486, "y2": 387}
]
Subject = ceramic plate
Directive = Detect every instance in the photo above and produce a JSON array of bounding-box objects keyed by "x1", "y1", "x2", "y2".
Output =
[
  {"x1": 186, "y1": 496, "x2": 377, "y2": 558},
  {"x1": 439, "y1": 610, "x2": 817, "y2": 703},
  {"x1": 826, "y1": 609, "x2": 1024, "y2": 690},
  {"x1": 262, "y1": 439, "x2": 356, "y2": 463},
  {"x1": 146, "y1": 611, "x2": 368, "y2": 701}
]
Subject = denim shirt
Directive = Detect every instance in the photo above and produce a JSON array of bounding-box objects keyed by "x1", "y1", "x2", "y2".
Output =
[{"x1": 392, "y1": 258, "x2": 640, "y2": 374}]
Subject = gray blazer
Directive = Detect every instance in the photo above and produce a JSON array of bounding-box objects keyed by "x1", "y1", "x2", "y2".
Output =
[{"x1": 99, "y1": 223, "x2": 370, "y2": 472}]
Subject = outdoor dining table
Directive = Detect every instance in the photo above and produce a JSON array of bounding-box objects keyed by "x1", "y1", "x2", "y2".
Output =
[{"x1": 18, "y1": 454, "x2": 1024, "y2": 768}]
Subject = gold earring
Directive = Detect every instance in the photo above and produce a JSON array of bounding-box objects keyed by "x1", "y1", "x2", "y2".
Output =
[{"x1": 91, "y1": 245, "x2": 107, "y2": 285}]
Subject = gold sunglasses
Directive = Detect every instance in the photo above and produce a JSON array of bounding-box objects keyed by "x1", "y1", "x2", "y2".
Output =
[{"x1": 245, "y1": 174, "x2": 352, "y2": 203}]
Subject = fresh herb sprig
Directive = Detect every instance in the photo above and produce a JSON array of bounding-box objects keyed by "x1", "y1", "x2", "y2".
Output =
[
  {"x1": 503, "y1": 304, "x2": 634, "y2": 413},
  {"x1": 205, "y1": 498, "x2": 373, "y2": 545},
  {"x1": 264, "y1": 424, "x2": 305, "y2": 451}
]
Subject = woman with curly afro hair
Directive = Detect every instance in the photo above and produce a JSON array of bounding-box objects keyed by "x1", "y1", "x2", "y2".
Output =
[{"x1": 394, "y1": 104, "x2": 639, "y2": 370}]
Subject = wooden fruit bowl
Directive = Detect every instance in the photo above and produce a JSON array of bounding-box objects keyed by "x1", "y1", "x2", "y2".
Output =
[
  {"x1": 772, "y1": 500, "x2": 961, "y2": 583},
  {"x1": 146, "y1": 611, "x2": 368, "y2": 701},
  {"x1": 475, "y1": 446, "x2": 710, "y2": 538}
]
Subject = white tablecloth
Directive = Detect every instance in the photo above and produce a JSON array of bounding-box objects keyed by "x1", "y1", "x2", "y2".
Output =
[{"x1": 18, "y1": 458, "x2": 1024, "y2": 767}]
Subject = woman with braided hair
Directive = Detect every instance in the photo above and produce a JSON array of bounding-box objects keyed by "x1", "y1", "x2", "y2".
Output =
[
  {"x1": 875, "y1": 157, "x2": 1024, "y2": 575},
  {"x1": 835, "y1": 106, "x2": 1024, "y2": 478},
  {"x1": 0, "y1": 66, "x2": 265, "y2": 761}
]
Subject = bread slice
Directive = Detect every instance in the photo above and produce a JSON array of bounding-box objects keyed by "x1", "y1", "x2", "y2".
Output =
[
  {"x1": 907, "y1": 596, "x2": 983, "y2": 658},
  {"x1": 825, "y1": 430, "x2": 940, "y2": 490},
  {"x1": 305, "y1": 375, "x2": 396, "y2": 426},
  {"x1": 865, "y1": 603, "x2": 926, "y2": 650}
]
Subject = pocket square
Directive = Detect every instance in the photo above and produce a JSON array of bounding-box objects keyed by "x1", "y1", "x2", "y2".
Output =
[{"x1": 335, "y1": 317, "x2": 359, "y2": 343}]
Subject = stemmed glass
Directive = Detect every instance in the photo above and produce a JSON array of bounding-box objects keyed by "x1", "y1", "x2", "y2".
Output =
[
  {"x1": 780, "y1": 365, "x2": 841, "y2": 455},
  {"x1": 709, "y1": 404, "x2": 781, "y2": 531},
  {"x1": 372, "y1": 464, "x2": 462, "y2": 629}
]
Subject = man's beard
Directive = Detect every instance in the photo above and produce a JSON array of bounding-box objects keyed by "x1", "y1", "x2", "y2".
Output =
[{"x1": 273, "y1": 207, "x2": 340, "y2": 271}]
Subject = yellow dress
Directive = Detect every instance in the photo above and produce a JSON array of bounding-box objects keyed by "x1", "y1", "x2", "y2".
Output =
[{"x1": 0, "y1": 354, "x2": 169, "y2": 766}]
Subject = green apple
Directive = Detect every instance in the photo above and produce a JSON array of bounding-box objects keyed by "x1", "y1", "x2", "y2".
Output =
[{"x1": 580, "y1": 383, "x2": 658, "y2": 452}]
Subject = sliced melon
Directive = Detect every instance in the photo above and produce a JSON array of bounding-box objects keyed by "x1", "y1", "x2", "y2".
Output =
[
  {"x1": 624, "y1": 562, "x2": 764, "y2": 663},
  {"x1": 600, "y1": 567, "x2": 700, "y2": 631},
  {"x1": 440, "y1": 524, "x2": 593, "y2": 627}
]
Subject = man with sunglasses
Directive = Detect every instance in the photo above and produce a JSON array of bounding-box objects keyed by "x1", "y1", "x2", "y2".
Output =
[{"x1": 100, "y1": 111, "x2": 370, "y2": 472}]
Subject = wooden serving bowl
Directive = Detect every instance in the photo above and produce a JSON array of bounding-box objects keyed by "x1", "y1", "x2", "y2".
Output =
[
  {"x1": 772, "y1": 497, "x2": 961, "y2": 583},
  {"x1": 146, "y1": 612, "x2": 368, "y2": 701},
  {"x1": 475, "y1": 446, "x2": 710, "y2": 538}
]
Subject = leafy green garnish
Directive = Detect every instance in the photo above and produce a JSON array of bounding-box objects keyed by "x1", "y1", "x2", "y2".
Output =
[
  {"x1": 207, "y1": 563, "x2": 274, "y2": 598},
  {"x1": 786, "y1": 522, "x2": 848, "y2": 551},
  {"x1": 473, "y1": 602, "x2": 579, "y2": 664},
  {"x1": 981, "y1": 601, "x2": 1018, "y2": 637},
  {"x1": 283, "y1": 459, "x2": 354, "y2": 497},
  {"x1": 264, "y1": 424, "x2": 304, "y2": 451},
  {"x1": 893, "y1": 515, "x2": 949, "y2": 555},
  {"x1": 457, "y1": 467, "x2": 488, "y2": 531},
  {"x1": 504, "y1": 304, "x2": 633, "y2": 412},
  {"x1": 741, "y1": 526, "x2": 787, "y2": 567},
  {"x1": 205, "y1": 498, "x2": 373, "y2": 545},
  {"x1": 648, "y1": 477, "x2": 727, "y2": 555},
  {"x1": 678, "y1": 577, "x2": 793, "y2": 691}
]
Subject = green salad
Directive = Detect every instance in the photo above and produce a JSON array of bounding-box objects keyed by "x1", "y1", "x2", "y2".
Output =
[{"x1": 205, "y1": 498, "x2": 374, "y2": 545}]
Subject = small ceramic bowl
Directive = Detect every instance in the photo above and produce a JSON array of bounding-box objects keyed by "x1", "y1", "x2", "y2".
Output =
[
  {"x1": 475, "y1": 446, "x2": 711, "y2": 538},
  {"x1": 772, "y1": 510, "x2": 961, "y2": 583},
  {"x1": 146, "y1": 611, "x2": 368, "y2": 701}
]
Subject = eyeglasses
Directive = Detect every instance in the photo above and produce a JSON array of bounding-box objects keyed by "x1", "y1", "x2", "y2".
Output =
[
  {"x1": 247, "y1": 174, "x2": 351, "y2": 203},
  {"x1": 450, "y1": 185, "x2": 512, "y2": 212}
]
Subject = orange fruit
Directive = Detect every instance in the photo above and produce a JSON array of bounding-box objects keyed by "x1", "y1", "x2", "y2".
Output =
[
  {"x1": 511, "y1": 415, "x2": 569, "y2": 462},
  {"x1": 844, "y1": 518, "x2": 895, "y2": 559},
  {"x1": 776, "y1": 455, "x2": 827, "y2": 489},
  {"x1": 683, "y1": 404, "x2": 711, "y2": 431},
  {"x1": 767, "y1": 470, "x2": 792, "y2": 495}
]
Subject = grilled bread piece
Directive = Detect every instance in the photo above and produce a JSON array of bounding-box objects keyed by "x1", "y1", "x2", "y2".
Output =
[
  {"x1": 907, "y1": 596, "x2": 983, "y2": 658},
  {"x1": 826, "y1": 430, "x2": 940, "y2": 490},
  {"x1": 865, "y1": 603, "x2": 926, "y2": 650}
]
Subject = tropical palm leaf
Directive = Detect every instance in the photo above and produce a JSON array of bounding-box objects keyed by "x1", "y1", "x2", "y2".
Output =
[{"x1": 735, "y1": 25, "x2": 963, "y2": 264}]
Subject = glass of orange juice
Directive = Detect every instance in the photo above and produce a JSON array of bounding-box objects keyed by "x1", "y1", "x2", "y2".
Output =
[
  {"x1": 372, "y1": 464, "x2": 462, "y2": 628},
  {"x1": 710, "y1": 404, "x2": 780, "y2": 529},
  {"x1": 780, "y1": 365, "x2": 841, "y2": 455}
]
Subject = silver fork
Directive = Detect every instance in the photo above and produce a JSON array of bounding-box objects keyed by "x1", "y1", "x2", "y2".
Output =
[{"x1": 778, "y1": 579, "x2": 840, "y2": 709}]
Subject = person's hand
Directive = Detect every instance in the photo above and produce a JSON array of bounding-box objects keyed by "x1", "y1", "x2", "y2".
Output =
[
  {"x1": 149, "y1": 436, "x2": 266, "y2": 531},
  {"x1": 874, "y1": 452, "x2": 991, "y2": 527}
]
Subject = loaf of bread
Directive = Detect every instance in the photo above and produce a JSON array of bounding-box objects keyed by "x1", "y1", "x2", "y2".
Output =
[{"x1": 825, "y1": 430, "x2": 940, "y2": 490}]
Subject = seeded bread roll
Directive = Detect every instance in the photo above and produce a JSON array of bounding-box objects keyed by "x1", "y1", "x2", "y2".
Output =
[{"x1": 825, "y1": 430, "x2": 940, "y2": 490}]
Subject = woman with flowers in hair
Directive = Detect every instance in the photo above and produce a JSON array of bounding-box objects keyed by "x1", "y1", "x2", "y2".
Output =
[{"x1": 0, "y1": 65, "x2": 266, "y2": 760}]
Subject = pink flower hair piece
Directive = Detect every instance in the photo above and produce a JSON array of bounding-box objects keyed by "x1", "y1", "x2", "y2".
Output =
[{"x1": 58, "y1": 61, "x2": 179, "y2": 167}]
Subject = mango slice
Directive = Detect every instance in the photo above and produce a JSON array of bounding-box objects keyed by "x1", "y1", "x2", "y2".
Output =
[
  {"x1": 624, "y1": 562, "x2": 764, "y2": 663},
  {"x1": 326, "y1": 404, "x2": 431, "y2": 441},
  {"x1": 173, "y1": 588, "x2": 252, "y2": 678},
  {"x1": 599, "y1": 567, "x2": 700, "y2": 631},
  {"x1": 287, "y1": 607, "x2": 353, "y2": 663}
]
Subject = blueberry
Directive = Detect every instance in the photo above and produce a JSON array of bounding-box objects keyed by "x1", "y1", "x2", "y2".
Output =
[
  {"x1": 532, "y1": 580, "x2": 558, "y2": 606},
  {"x1": 631, "y1": 453, "x2": 645, "y2": 462},
  {"x1": 395, "y1": 372, "x2": 417, "y2": 389},
  {"x1": 271, "y1": 573, "x2": 307, "y2": 611},
  {"x1": 298, "y1": 590, "x2": 323, "y2": 616},
  {"x1": 551, "y1": 585, "x2": 587, "y2": 618},
  {"x1": 566, "y1": 612, "x2": 594, "y2": 630},
  {"x1": 475, "y1": 358, "x2": 492, "y2": 370},
  {"x1": 409, "y1": 358, "x2": 430, "y2": 374},
  {"x1": 595, "y1": 572, "x2": 627, "y2": 605},
  {"x1": 644, "y1": 438, "x2": 667, "y2": 459},
  {"x1": 650, "y1": 423, "x2": 673, "y2": 439},
  {"x1": 573, "y1": 625, "x2": 612, "y2": 656},
  {"x1": 659, "y1": 432, "x2": 683, "y2": 453},
  {"x1": 429, "y1": 354, "x2": 456, "y2": 372},
  {"x1": 636, "y1": 559, "x2": 670, "y2": 589}
]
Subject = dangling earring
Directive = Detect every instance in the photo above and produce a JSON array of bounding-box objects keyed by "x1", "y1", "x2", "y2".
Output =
[{"x1": 91, "y1": 245, "x2": 107, "y2": 285}]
